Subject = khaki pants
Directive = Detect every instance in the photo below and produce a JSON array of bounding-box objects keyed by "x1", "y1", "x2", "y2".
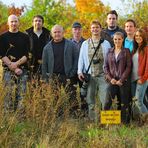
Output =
[{"x1": 86, "y1": 75, "x2": 108, "y2": 120}]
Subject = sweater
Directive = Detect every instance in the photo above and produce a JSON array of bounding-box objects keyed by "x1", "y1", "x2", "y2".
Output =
[{"x1": 138, "y1": 46, "x2": 148, "y2": 83}]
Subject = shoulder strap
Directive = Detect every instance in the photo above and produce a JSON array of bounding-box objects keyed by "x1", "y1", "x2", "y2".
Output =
[{"x1": 86, "y1": 38, "x2": 104, "y2": 73}]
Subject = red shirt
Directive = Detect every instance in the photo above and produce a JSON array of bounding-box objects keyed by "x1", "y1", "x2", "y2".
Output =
[{"x1": 138, "y1": 46, "x2": 148, "y2": 83}]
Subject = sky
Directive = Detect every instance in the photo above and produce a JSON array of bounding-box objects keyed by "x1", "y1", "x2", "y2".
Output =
[{"x1": 0, "y1": 0, "x2": 123, "y2": 10}]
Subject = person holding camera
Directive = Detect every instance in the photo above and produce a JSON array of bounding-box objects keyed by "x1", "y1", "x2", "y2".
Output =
[{"x1": 78, "y1": 20, "x2": 111, "y2": 121}]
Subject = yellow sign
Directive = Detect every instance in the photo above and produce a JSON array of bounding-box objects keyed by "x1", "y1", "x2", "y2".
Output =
[{"x1": 101, "y1": 110, "x2": 121, "y2": 124}]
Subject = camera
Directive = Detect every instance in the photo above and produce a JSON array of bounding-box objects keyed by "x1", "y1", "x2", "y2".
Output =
[
  {"x1": 80, "y1": 73, "x2": 90, "y2": 97},
  {"x1": 93, "y1": 59, "x2": 100, "y2": 64},
  {"x1": 83, "y1": 73, "x2": 90, "y2": 82},
  {"x1": 80, "y1": 81, "x2": 89, "y2": 97}
]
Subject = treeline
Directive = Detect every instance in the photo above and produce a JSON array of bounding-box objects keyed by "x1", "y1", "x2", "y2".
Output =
[{"x1": 0, "y1": 0, "x2": 148, "y2": 37}]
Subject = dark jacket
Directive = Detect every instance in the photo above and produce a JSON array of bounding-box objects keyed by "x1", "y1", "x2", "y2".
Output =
[
  {"x1": 103, "y1": 26, "x2": 127, "y2": 47},
  {"x1": 26, "y1": 27, "x2": 51, "y2": 73},
  {"x1": 103, "y1": 26, "x2": 126, "y2": 38},
  {"x1": 42, "y1": 39, "x2": 78, "y2": 81},
  {"x1": 70, "y1": 37, "x2": 85, "y2": 52},
  {"x1": 101, "y1": 30, "x2": 114, "y2": 47},
  {"x1": 104, "y1": 47, "x2": 132, "y2": 83}
]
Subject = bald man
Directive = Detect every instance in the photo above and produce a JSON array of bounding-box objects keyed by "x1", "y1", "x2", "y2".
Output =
[
  {"x1": 0, "y1": 14, "x2": 30, "y2": 112},
  {"x1": 42, "y1": 24, "x2": 79, "y2": 117},
  {"x1": 42, "y1": 24, "x2": 78, "y2": 82}
]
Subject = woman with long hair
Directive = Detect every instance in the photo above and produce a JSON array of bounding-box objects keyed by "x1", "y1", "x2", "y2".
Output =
[
  {"x1": 104, "y1": 32, "x2": 132, "y2": 124},
  {"x1": 131, "y1": 29, "x2": 148, "y2": 115}
]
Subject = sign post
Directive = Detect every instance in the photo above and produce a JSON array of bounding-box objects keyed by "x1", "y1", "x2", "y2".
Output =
[{"x1": 101, "y1": 110, "x2": 121, "y2": 124}]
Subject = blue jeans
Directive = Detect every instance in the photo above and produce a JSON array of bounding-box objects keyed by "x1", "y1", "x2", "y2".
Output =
[
  {"x1": 131, "y1": 81, "x2": 137, "y2": 98},
  {"x1": 135, "y1": 81, "x2": 148, "y2": 113},
  {"x1": 86, "y1": 75, "x2": 108, "y2": 120},
  {"x1": 3, "y1": 70, "x2": 28, "y2": 111}
]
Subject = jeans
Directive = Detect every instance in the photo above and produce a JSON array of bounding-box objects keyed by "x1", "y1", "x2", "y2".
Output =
[
  {"x1": 135, "y1": 81, "x2": 148, "y2": 113},
  {"x1": 86, "y1": 75, "x2": 108, "y2": 120},
  {"x1": 3, "y1": 70, "x2": 28, "y2": 111},
  {"x1": 131, "y1": 81, "x2": 137, "y2": 98},
  {"x1": 144, "y1": 88, "x2": 148, "y2": 108}
]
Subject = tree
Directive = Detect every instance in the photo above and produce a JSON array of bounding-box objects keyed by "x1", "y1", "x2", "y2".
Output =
[
  {"x1": 0, "y1": 2, "x2": 8, "y2": 34},
  {"x1": 20, "y1": 0, "x2": 110, "y2": 38},
  {"x1": 20, "y1": 0, "x2": 76, "y2": 36},
  {"x1": 0, "y1": 3, "x2": 24, "y2": 34},
  {"x1": 119, "y1": 0, "x2": 148, "y2": 30},
  {"x1": 127, "y1": 0, "x2": 148, "y2": 28},
  {"x1": 75, "y1": 0, "x2": 110, "y2": 37}
]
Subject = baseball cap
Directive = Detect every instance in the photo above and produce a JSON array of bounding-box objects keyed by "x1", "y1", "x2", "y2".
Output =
[{"x1": 72, "y1": 22, "x2": 82, "y2": 28}]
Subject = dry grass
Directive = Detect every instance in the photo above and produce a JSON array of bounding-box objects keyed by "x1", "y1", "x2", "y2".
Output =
[
  {"x1": 0, "y1": 60, "x2": 3, "y2": 81},
  {"x1": 0, "y1": 77, "x2": 148, "y2": 148}
]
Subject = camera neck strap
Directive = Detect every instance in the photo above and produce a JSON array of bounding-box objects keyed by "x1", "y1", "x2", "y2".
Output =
[{"x1": 86, "y1": 38, "x2": 104, "y2": 74}]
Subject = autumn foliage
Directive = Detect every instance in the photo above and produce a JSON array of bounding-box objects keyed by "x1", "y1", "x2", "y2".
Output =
[
  {"x1": 76, "y1": 0, "x2": 105, "y2": 13},
  {"x1": 0, "y1": 0, "x2": 147, "y2": 37},
  {"x1": 75, "y1": 0, "x2": 110, "y2": 37},
  {"x1": 0, "y1": 23, "x2": 8, "y2": 35},
  {"x1": 8, "y1": 6, "x2": 24, "y2": 16},
  {"x1": 0, "y1": 6, "x2": 24, "y2": 34}
]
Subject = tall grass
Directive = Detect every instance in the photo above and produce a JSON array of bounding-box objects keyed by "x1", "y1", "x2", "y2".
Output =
[
  {"x1": 0, "y1": 60, "x2": 3, "y2": 81},
  {"x1": 0, "y1": 78, "x2": 147, "y2": 148}
]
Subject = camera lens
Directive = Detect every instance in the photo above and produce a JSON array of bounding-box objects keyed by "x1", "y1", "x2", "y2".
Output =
[
  {"x1": 80, "y1": 82, "x2": 88, "y2": 97},
  {"x1": 93, "y1": 59, "x2": 100, "y2": 64}
]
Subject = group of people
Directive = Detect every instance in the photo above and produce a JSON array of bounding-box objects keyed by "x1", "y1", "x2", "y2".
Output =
[{"x1": 0, "y1": 10, "x2": 147, "y2": 124}]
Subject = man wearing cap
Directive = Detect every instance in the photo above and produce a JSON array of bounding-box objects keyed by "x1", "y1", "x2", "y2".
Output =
[
  {"x1": 71, "y1": 22, "x2": 85, "y2": 52},
  {"x1": 70, "y1": 22, "x2": 88, "y2": 116}
]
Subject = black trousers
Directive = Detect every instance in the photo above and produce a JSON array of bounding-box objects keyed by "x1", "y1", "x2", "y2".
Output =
[{"x1": 104, "y1": 81, "x2": 130, "y2": 123}]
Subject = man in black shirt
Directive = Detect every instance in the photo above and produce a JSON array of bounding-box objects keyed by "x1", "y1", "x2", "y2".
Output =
[
  {"x1": 26, "y1": 15, "x2": 51, "y2": 79},
  {"x1": 0, "y1": 14, "x2": 30, "y2": 112},
  {"x1": 103, "y1": 10, "x2": 126, "y2": 46}
]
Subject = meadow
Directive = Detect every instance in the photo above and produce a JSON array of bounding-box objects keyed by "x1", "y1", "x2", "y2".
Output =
[{"x1": 0, "y1": 67, "x2": 148, "y2": 148}]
